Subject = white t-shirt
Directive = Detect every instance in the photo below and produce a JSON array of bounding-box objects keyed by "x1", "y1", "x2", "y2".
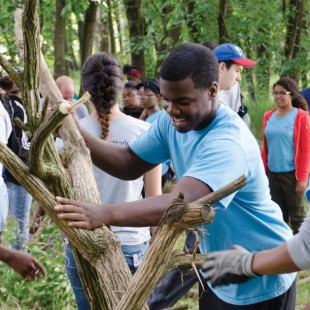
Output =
[
  {"x1": 80, "y1": 115, "x2": 151, "y2": 245},
  {"x1": 0, "y1": 101, "x2": 12, "y2": 185}
]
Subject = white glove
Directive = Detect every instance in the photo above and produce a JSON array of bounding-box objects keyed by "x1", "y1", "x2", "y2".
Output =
[{"x1": 202, "y1": 245, "x2": 257, "y2": 287}]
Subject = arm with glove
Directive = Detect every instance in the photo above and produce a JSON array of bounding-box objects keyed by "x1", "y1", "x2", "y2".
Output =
[{"x1": 202, "y1": 243, "x2": 300, "y2": 287}]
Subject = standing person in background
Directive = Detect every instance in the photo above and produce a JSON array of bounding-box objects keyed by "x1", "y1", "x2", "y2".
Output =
[
  {"x1": 55, "y1": 75, "x2": 89, "y2": 120},
  {"x1": 122, "y1": 81, "x2": 143, "y2": 118},
  {"x1": 137, "y1": 78, "x2": 161, "y2": 122},
  {"x1": 0, "y1": 95, "x2": 12, "y2": 243},
  {"x1": 202, "y1": 41, "x2": 252, "y2": 128},
  {"x1": 300, "y1": 87, "x2": 310, "y2": 110},
  {"x1": 0, "y1": 76, "x2": 32, "y2": 251},
  {"x1": 261, "y1": 77, "x2": 310, "y2": 234},
  {"x1": 213, "y1": 43, "x2": 256, "y2": 129},
  {"x1": 137, "y1": 78, "x2": 174, "y2": 187},
  {"x1": 64, "y1": 52, "x2": 162, "y2": 310},
  {"x1": 122, "y1": 64, "x2": 143, "y2": 83}
]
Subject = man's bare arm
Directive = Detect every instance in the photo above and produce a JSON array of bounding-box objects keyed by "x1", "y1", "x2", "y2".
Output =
[
  {"x1": 55, "y1": 176, "x2": 211, "y2": 229},
  {"x1": 81, "y1": 126, "x2": 155, "y2": 180}
]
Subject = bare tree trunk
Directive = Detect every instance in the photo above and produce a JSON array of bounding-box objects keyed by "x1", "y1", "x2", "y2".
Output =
[
  {"x1": 53, "y1": 0, "x2": 66, "y2": 78},
  {"x1": 123, "y1": 0, "x2": 145, "y2": 74},
  {"x1": 283, "y1": 0, "x2": 305, "y2": 80},
  {"x1": 285, "y1": 0, "x2": 304, "y2": 60},
  {"x1": 218, "y1": 0, "x2": 229, "y2": 43},
  {"x1": 98, "y1": 9, "x2": 110, "y2": 53},
  {"x1": 79, "y1": 1, "x2": 99, "y2": 97},
  {"x1": 107, "y1": 0, "x2": 116, "y2": 54}
]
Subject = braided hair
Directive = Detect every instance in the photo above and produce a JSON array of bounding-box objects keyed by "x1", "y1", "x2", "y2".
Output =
[
  {"x1": 273, "y1": 77, "x2": 308, "y2": 111},
  {"x1": 82, "y1": 53, "x2": 124, "y2": 140}
]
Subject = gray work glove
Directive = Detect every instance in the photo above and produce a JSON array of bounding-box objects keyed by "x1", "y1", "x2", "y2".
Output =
[{"x1": 202, "y1": 245, "x2": 257, "y2": 287}]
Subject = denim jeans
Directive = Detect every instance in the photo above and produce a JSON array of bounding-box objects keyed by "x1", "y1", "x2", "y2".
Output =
[
  {"x1": 65, "y1": 241, "x2": 149, "y2": 310},
  {"x1": 0, "y1": 182, "x2": 9, "y2": 240},
  {"x1": 6, "y1": 181, "x2": 32, "y2": 250}
]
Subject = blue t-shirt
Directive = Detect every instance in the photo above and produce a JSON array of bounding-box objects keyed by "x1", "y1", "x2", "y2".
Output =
[
  {"x1": 130, "y1": 104, "x2": 295, "y2": 305},
  {"x1": 265, "y1": 108, "x2": 297, "y2": 173}
]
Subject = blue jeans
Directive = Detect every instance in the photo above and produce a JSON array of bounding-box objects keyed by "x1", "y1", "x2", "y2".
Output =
[
  {"x1": 6, "y1": 181, "x2": 32, "y2": 250},
  {"x1": 65, "y1": 241, "x2": 149, "y2": 310},
  {"x1": 0, "y1": 182, "x2": 9, "y2": 239}
]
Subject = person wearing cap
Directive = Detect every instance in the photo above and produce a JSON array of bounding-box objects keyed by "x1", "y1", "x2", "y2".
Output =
[
  {"x1": 123, "y1": 64, "x2": 143, "y2": 83},
  {"x1": 122, "y1": 81, "x2": 143, "y2": 118},
  {"x1": 54, "y1": 43, "x2": 296, "y2": 310},
  {"x1": 214, "y1": 43, "x2": 256, "y2": 127}
]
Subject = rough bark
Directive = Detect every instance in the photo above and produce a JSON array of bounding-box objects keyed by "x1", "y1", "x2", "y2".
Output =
[
  {"x1": 79, "y1": 0, "x2": 99, "y2": 97},
  {"x1": 11, "y1": 4, "x2": 133, "y2": 310},
  {"x1": 218, "y1": 0, "x2": 229, "y2": 43},
  {"x1": 284, "y1": 0, "x2": 304, "y2": 61},
  {"x1": 123, "y1": 0, "x2": 145, "y2": 74},
  {"x1": 53, "y1": 0, "x2": 66, "y2": 78}
]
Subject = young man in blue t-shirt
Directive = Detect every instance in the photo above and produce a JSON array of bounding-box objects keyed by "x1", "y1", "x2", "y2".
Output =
[{"x1": 55, "y1": 43, "x2": 296, "y2": 309}]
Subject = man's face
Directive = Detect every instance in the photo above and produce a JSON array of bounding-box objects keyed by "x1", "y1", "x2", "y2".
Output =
[
  {"x1": 219, "y1": 63, "x2": 243, "y2": 91},
  {"x1": 160, "y1": 77, "x2": 218, "y2": 132},
  {"x1": 122, "y1": 88, "x2": 141, "y2": 111},
  {"x1": 60, "y1": 87, "x2": 74, "y2": 102}
]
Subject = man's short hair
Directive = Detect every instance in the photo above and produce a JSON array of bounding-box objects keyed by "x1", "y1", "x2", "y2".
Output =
[{"x1": 160, "y1": 43, "x2": 219, "y2": 89}]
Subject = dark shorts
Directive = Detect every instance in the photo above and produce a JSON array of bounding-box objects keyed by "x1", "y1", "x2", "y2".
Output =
[{"x1": 199, "y1": 280, "x2": 296, "y2": 310}]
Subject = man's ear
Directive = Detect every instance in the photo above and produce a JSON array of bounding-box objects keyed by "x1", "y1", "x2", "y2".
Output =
[
  {"x1": 218, "y1": 62, "x2": 226, "y2": 74},
  {"x1": 208, "y1": 82, "x2": 218, "y2": 99}
]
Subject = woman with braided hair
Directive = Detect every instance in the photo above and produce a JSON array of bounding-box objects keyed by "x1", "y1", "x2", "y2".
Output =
[
  {"x1": 65, "y1": 52, "x2": 162, "y2": 310},
  {"x1": 262, "y1": 77, "x2": 310, "y2": 234}
]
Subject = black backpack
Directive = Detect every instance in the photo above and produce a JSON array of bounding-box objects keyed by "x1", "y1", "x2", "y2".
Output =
[{"x1": 0, "y1": 94, "x2": 30, "y2": 184}]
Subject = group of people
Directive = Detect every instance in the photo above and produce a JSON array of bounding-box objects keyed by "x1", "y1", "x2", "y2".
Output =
[{"x1": 0, "y1": 40, "x2": 309, "y2": 310}]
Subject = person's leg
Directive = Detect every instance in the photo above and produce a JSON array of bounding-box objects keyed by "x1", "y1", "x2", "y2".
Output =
[
  {"x1": 0, "y1": 182, "x2": 9, "y2": 242},
  {"x1": 65, "y1": 244, "x2": 90, "y2": 310},
  {"x1": 199, "y1": 280, "x2": 296, "y2": 310},
  {"x1": 121, "y1": 241, "x2": 149, "y2": 274},
  {"x1": 6, "y1": 181, "x2": 32, "y2": 250},
  {"x1": 280, "y1": 171, "x2": 306, "y2": 234},
  {"x1": 268, "y1": 171, "x2": 288, "y2": 222}
]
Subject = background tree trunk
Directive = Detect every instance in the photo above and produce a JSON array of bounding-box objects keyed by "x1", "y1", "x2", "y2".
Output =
[
  {"x1": 79, "y1": 1, "x2": 99, "y2": 97},
  {"x1": 123, "y1": 0, "x2": 145, "y2": 75},
  {"x1": 53, "y1": 0, "x2": 66, "y2": 78},
  {"x1": 218, "y1": 0, "x2": 229, "y2": 43}
]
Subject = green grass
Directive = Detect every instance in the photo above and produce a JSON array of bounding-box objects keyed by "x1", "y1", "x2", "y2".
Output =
[{"x1": 0, "y1": 220, "x2": 77, "y2": 310}]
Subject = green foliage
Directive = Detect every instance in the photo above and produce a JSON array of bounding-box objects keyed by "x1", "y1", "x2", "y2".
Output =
[{"x1": 0, "y1": 220, "x2": 76, "y2": 309}]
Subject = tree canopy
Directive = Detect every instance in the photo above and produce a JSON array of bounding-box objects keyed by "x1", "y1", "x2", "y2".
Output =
[{"x1": 0, "y1": 0, "x2": 309, "y2": 96}]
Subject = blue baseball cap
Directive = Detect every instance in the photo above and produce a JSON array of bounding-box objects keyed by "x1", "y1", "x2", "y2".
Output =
[{"x1": 214, "y1": 43, "x2": 256, "y2": 67}]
